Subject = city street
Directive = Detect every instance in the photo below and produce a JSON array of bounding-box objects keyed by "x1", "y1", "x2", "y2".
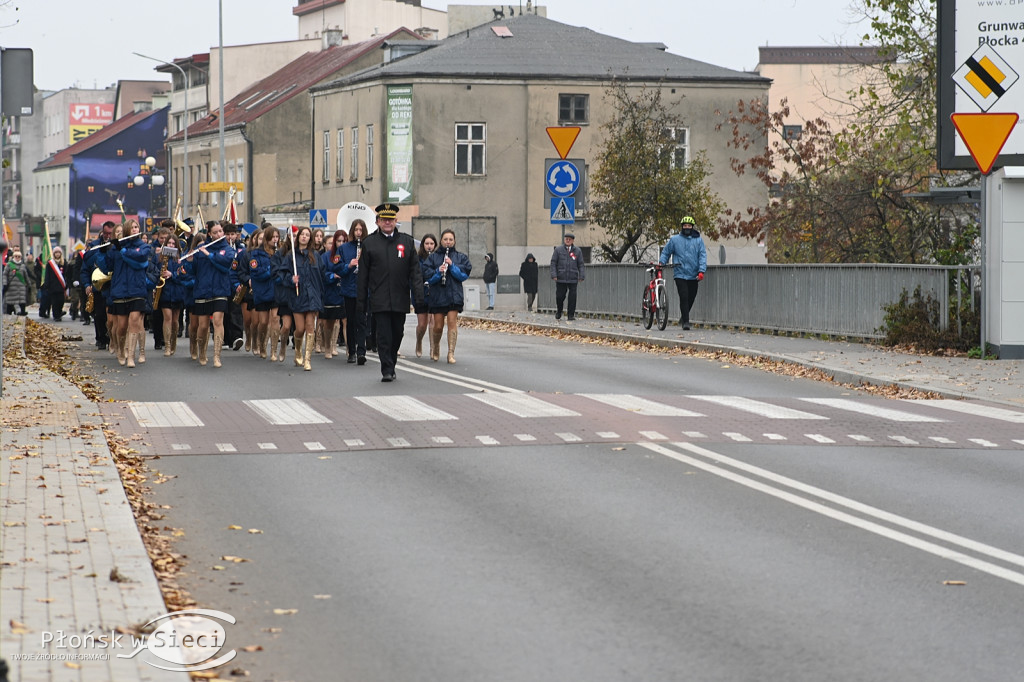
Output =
[{"x1": 71, "y1": 317, "x2": 1024, "y2": 681}]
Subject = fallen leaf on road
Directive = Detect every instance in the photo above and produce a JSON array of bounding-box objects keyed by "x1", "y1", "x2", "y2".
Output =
[
  {"x1": 247, "y1": 529, "x2": 263, "y2": 534},
  {"x1": 313, "y1": 594, "x2": 331, "y2": 599},
  {"x1": 240, "y1": 645, "x2": 263, "y2": 652},
  {"x1": 943, "y1": 580, "x2": 966, "y2": 586},
  {"x1": 221, "y1": 556, "x2": 249, "y2": 563},
  {"x1": 227, "y1": 525, "x2": 243, "y2": 530},
  {"x1": 273, "y1": 609, "x2": 298, "y2": 615},
  {"x1": 10, "y1": 619, "x2": 31, "y2": 634}
]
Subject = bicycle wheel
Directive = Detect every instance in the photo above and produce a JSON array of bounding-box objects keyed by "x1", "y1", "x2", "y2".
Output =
[
  {"x1": 656, "y1": 285, "x2": 669, "y2": 330},
  {"x1": 641, "y1": 288, "x2": 654, "y2": 329}
]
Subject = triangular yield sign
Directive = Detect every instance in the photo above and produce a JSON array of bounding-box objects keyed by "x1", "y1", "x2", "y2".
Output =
[
  {"x1": 546, "y1": 126, "x2": 581, "y2": 160},
  {"x1": 951, "y1": 112, "x2": 1019, "y2": 174}
]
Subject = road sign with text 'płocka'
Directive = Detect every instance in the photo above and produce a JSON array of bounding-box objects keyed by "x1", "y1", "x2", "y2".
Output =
[{"x1": 950, "y1": 112, "x2": 1019, "y2": 174}]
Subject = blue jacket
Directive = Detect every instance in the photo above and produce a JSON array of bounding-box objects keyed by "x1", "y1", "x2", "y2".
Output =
[
  {"x1": 272, "y1": 250, "x2": 294, "y2": 308},
  {"x1": 290, "y1": 248, "x2": 325, "y2": 313},
  {"x1": 159, "y1": 256, "x2": 185, "y2": 305},
  {"x1": 249, "y1": 248, "x2": 277, "y2": 306},
  {"x1": 660, "y1": 229, "x2": 707, "y2": 280},
  {"x1": 337, "y1": 241, "x2": 360, "y2": 299},
  {"x1": 175, "y1": 259, "x2": 196, "y2": 307},
  {"x1": 423, "y1": 248, "x2": 471, "y2": 308},
  {"x1": 108, "y1": 236, "x2": 153, "y2": 300},
  {"x1": 193, "y1": 239, "x2": 236, "y2": 299},
  {"x1": 321, "y1": 250, "x2": 349, "y2": 307},
  {"x1": 84, "y1": 239, "x2": 111, "y2": 301}
]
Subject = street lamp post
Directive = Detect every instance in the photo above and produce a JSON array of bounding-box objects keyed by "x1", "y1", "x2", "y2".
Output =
[
  {"x1": 133, "y1": 155, "x2": 165, "y2": 228},
  {"x1": 133, "y1": 52, "x2": 188, "y2": 219}
]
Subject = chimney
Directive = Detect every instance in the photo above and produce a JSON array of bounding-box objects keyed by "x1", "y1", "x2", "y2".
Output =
[{"x1": 322, "y1": 29, "x2": 345, "y2": 50}]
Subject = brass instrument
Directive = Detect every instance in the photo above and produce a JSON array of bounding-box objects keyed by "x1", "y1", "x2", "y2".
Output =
[
  {"x1": 171, "y1": 193, "x2": 191, "y2": 240},
  {"x1": 116, "y1": 198, "x2": 127, "y2": 224},
  {"x1": 152, "y1": 246, "x2": 177, "y2": 309},
  {"x1": 232, "y1": 283, "x2": 249, "y2": 305},
  {"x1": 85, "y1": 290, "x2": 95, "y2": 313},
  {"x1": 91, "y1": 266, "x2": 111, "y2": 290}
]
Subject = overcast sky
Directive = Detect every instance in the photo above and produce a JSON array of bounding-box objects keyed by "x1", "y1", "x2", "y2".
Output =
[{"x1": 1, "y1": 0, "x2": 867, "y2": 92}]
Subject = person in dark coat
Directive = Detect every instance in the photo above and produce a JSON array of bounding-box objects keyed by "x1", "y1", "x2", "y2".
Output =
[
  {"x1": 41, "y1": 247, "x2": 69, "y2": 321},
  {"x1": 519, "y1": 253, "x2": 539, "y2": 312},
  {"x1": 482, "y1": 252, "x2": 498, "y2": 309},
  {"x1": 356, "y1": 203, "x2": 424, "y2": 382},
  {"x1": 422, "y1": 229, "x2": 472, "y2": 364},
  {"x1": 3, "y1": 249, "x2": 30, "y2": 315},
  {"x1": 286, "y1": 226, "x2": 327, "y2": 370},
  {"x1": 549, "y1": 231, "x2": 585, "y2": 321}
]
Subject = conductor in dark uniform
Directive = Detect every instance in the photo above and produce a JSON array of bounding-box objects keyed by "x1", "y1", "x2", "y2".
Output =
[{"x1": 357, "y1": 203, "x2": 424, "y2": 382}]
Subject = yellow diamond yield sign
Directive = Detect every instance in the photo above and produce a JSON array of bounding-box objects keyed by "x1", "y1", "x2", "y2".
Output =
[
  {"x1": 546, "y1": 126, "x2": 581, "y2": 160},
  {"x1": 951, "y1": 112, "x2": 1019, "y2": 174}
]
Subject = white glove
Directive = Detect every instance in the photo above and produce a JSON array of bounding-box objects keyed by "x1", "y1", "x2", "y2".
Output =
[{"x1": 73, "y1": 281, "x2": 80, "y2": 287}]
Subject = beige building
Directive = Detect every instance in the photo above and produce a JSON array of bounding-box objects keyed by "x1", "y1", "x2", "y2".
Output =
[
  {"x1": 756, "y1": 46, "x2": 893, "y2": 140},
  {"x1": 166, "y1": 29, "x2": 422, "y2": 225},
  {"x1": 293, "y1": 0, "x2": 446, "y2": 42},
  {"x1": 311, "y1": 13, "x2": 770, "y2": 307}
]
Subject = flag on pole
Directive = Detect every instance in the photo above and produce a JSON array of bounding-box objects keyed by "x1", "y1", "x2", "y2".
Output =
[
  {"x1": 40, "y1": 218, "x2": 66, "y2": 290},
  {"x1": 228, "y1": 194, "x2": 238, "y2": 225},
  {"x1": 3, "y1": 218, "x2": 12, "y2": 245}
]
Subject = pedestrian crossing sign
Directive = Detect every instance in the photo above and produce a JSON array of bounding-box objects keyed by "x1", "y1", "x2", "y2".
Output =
[
  {"x1": 550, "y1": 197, "x2": 575, "y2": 225},
  {"x1": 309, "y1": 209, "x2": 328, "y2": 228}
]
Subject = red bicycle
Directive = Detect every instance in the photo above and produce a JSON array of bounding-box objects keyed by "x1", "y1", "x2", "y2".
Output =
[{"x1": 641, "y1": 262, "x2": 669, "y2": 330}]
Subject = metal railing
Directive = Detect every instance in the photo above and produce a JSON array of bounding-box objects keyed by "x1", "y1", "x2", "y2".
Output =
[{"x1": 537, "y1": 263, "x2": 977, "y2": 338}]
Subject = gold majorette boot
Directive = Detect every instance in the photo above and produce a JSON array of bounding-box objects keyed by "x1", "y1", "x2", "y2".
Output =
[
  {"x1": 213, "y1": 329, "x2": 224, "y2": 368},
  {"x1": 163, "y1": 322, "x2": 173, "y2": 356},
  {"x1": 415, "y1": 326, "x2": 425, "y2": 357},
  {"x1": 125, "y1": 332, "x2": 137, "y2": 368},
  {"x1": 303, "y1": 332, "x2": 313, "y2": 371},
  {"x1": 137, "y1": 333, "x2": 146, "y2": 364},
  {"x1": 447, "y1": 327, "x2": 458, "y2": 364},
  {"x1": 294, "y1": 332, "x2": 304, "y2": 367},
  {"x1": 279, "y1": 329, "x2": 289, "y2": 363},
  {"x1": 430, "y1": 328, "x2": 442, "y2": 362},
  {"x1": 269, "y1": 327, "x2": 279, "y2": 362},
  {"x1": 198, "y1": 329, "x2": 209, "y2": 366},
  {"x1": 169, "y1": 322, "x2": 179, "y2": 356}
]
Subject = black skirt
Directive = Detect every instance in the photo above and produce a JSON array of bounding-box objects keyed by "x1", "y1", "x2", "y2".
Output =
[
  {"x1": 193, "y1": 298, "x2": 229, "y2": 316},
  {"x1": 320, "y1": 305, "x2": 345, "y2": 320}
]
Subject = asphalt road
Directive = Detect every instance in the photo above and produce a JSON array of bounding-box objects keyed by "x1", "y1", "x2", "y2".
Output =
[{"x1": 69, "y1": 318, "x2": 1024, "y2": 681}]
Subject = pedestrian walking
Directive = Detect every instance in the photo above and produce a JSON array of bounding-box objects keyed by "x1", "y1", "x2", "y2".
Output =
[
  {"x1": 272, "y1": 227, "x2": 296, "y2": 363},
  {"x1": 3, "y1": 249, "x2": 30, "y2": 316},
  {"x1": 483, "y1": 252, "x2": 498, "y2": 309},
  {"x1": 519, "y1": 253, "x2": 538, "y2": 312},
  {"x1": 659, "y1": 215, "x2": 707, "y2": 330},
  {"x1": 40, "y1": 247, "x2": 68, "y2": 321},
  {"x1": 192, "y1": 222, "x2": 237, "y2": 367},
  {"x1": 550, "y1": 231, "x2": 585, "y2": 321},
  {"x1": 107, "y1": 219, "x2": 153, "y2": 368},
  {"x1": 249, "y1": 226, "x2": 280, "y2": 360},
  {"x1": 423, "y1": 229, "x2": 471, "y2": 364},
  {"x1": 356, "y1": 203, "x2": 424, "y2": 382},
  {"x1": 320, "y1": 229, "x2": 349, "y2": 360},
  {"x1": 341, "y1": 220, "x2": 367, "y2": 365},
  {"x1": 84, "y1": 221, "x2": 115, "y2": 348},
  {"x1": 289, "y1": 226, "x2": 326, "y2": 371},
  {"x1": 414, "y1": 234, "x2": 437, "y2": 357}
]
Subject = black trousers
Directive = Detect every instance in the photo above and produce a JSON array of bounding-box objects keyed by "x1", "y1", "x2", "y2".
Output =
[
  {"x1": 343, "y1": 297, "x2": 366, "y2": 357},
  {"x1": 372, "y1": 311, "x2": 406, "y2": 377},
  {"x1": 674, "y1": 278, "x2": 700, "y2": 325},
  {"x1": 150, "y1": 310, "x2": 164, "y2": 347},
  {"x1": 224, "y1": 300, "x2": 244, "y2": 345},
  {"x1": 555, "y1": 282, "x2": 578, "y2": 317},
  {"x1": 92, "y1": 293, "x2": 109, "y2": 345}
]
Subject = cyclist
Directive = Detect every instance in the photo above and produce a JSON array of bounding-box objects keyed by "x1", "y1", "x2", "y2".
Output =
[{"x1": 659, "y1": 215, "x2": 707, "y2": 330}]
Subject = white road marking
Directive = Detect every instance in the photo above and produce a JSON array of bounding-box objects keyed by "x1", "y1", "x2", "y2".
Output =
[
  {"x1": 682, "y1": 431, "x2": 707, "y2": 439},
  {"x1": 968, "y1": 439, "x2": 999, "y2": 448},
  {"x1": 847, "y1": 435, "x2": 873, "y2": 442},
  {"x1": 556, "y1": 432, "x2": 582, "y2": 442},
  {"x1": 344, "y1": 439, "x2": 365, "y2": 447},
  {"x1": 170, "y1": 444, "x2": 192, "y2": 451},
  {"x1": 514, "y1": 434, "x2": 537, "y2": 442},
  {"x1": 692, "y1": 396, "x2": 828, "y2": 420},
  {"x1": 304, "y1": 442, "x2": 326, "y2": 451},
  {"x1": 355, "y1": 395, "x2": 458, "y2": 422},
  {"x1": 889, "y1": 436, "x2": 919, "y2": 445},
  {"x1": 130, "y1": 402, "x2": 204, "y2": 428},
  {"x1": 801, "y1": 398, "x2": 944, "y2": 422},
  {"x1": 432, "y1": 436, "x2": 454, "y2": 444},
  {"x1": 579, "y1": 394, "x2": 703, "y2": 416},
  {"x1": 476, "y1": 436, "x2": 500, "y2": 445},
  {"x1": 911, "y1": 399, "x2": 1024, "y2": 423},
  {"x1": 639, "y1": 431, "x2": 668, "y2": 440},
  {"x1": 805, "y1": 434, "x2": 835, "y2": 443},
  {"x1": 392, "y1": 357, "x2": 523, "y2": 393},
  {"x1": 387, "y1": 437, "x2": 411, "y2": 447},
  {"x1": 641, "y1": 441, "x2": 1024, "y2": 587},
  {"x1": 465, "y1": 393, "x2": 580, "y2": 418},
  {"x1": 257, "y1": 442, "x2": 278, "y2": 450},
  {"x1": 215, "y1": 443, "x2": 237, "y2": 452},
  {"x1": 930, "y1": 437, "x2": 956, "y2": 444},
  {"x1": 244, "y1": 398, "x2": 331, "y2": 425},
  {"x1": 596, "y1": 432, "x2": 621, "y2": 439},
  {"x1": 764, "y1": 434, "x2": 787, "y2": 441},
  {"x1": 723, "y1": 432, "x2": 752, "y2": 442}
]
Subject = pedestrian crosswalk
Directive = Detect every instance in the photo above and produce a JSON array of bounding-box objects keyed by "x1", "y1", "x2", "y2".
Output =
[{"x1": 108, "y1": 393, "x2": 1024, "y2": 456}]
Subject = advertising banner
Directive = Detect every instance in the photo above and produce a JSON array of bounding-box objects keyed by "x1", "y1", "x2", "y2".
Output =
[
  {"x1": 386, "y1": 85, "x2": 413, "y2": 205},
  {"x1": 68, "y1": 102, "x2": 114, "y2": 145}
]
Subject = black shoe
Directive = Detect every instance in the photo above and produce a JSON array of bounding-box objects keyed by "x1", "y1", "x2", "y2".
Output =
[
  {"x1": 54, "y1": 316, "x2": 63, "y2": 322},
  {"x1": 683, "y1": 324, "x2": 691, "y2": 330},
  {"x1": 347, "y1": 354, "x2": 356, "y2": 364},
  {"x1": 486, "y1": 306, "x2": 493, "y2": 310},
  {"x1": 555, "y1": 311, "x2": 562, "y2": 320},
  {"x1": 71, "y1": 315, "x2": 77, "y2": 321},
  {"x1": 381, "y1": 373, "x2": 396, "y2": 382},
  {"x1": 232, "y1": 338, "x2": 244, "y2": 351},
  {"x1": 39, "y1": 313, "x2": 49, "y2": 319},
  {"x1": 567, "y1": 316, "x2": 575, "y2": 322},
  {"x1": 357, "y1": 356, "x2": 366, "y2": 366}
]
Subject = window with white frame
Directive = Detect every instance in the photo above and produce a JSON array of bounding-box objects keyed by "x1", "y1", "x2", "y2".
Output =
[
  {"x1": 365, "y1": 124, "x2": 374, "y2": 180},
  {"x1": 336, "y1": 129, "x2": 344, "y2": 181},
  {"x1": 236, "y1": 158, "x2": 245, "y2": 204},
  {"x1": 663, "y1": 126, "x2": 689, "y2": 169},
  {"x1": 350, "y1": 127, "x2": 358, "y2": 182},
  {"x1": 558, "y1": 94, "x2": 589, "y2": 124},
  {"x1": 211, "y1": 162, "x2": 218, "y2": 206},
  {"x1": 455, "y1": 123, "x2": 485, "y2": 176},
  {"x1": 322, "y1": 130, "x2": 330, "y2": 183}
]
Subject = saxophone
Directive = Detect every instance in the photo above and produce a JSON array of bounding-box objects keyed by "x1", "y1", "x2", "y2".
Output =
[{"x1": 152, "y1": 248, "x2": 171, "y2": 309}]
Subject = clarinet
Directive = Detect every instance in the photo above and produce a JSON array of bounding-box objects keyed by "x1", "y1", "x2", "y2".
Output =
[
  {"x1": 441, "y1": 247, "x2": 450, "y2": 285},
  {"x1": 354, "y1": 239, "x2": 361, "y2": 274}
]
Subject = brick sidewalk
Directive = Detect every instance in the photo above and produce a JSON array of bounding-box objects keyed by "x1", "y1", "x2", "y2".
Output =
[{"x1": 1, "y1": 316, "x2": 188, "y2": 681}]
